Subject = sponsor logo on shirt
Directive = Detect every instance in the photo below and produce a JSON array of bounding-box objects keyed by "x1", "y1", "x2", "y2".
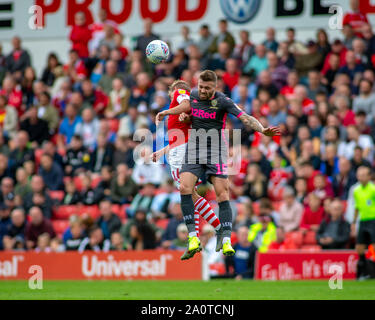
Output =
[{"x1": 191, "y1": 108, "x2": 216, "y2": 119}]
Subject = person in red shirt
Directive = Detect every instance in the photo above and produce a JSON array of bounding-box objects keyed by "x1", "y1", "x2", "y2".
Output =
[
  {"x1": 321, "y1": 39, "x2": 348, "y2": 76},
  {"x1": 301, "y1": 161, "x2": 321, "y2": 193},
  {"x1": 294, "y1": 85, "x2": 315, "y2": 116},
  {"x1": 343, "y1": 0, "x2": 369, "y2": 38},
  {"x1": 81, "y1": 79, "x2": 108, "y2": 116},
  {"x1": 334, "y1": 95, "x2": 356, "y2": 127},
  {"x1": 69, "y1": 12, "x2": 92, "y2": 59},
  {"x1": 222, "y1": 58, "x2": 240, "y2": 91},
  {"x1": 312, "y1": 173, "x2": 335, "y2": 202},
  {"x1": 300, "y1": 192, "x2": 325, "y2": 231},
  {"x1": 63, "y1": 50, "x2": 88, "y2": 83},
  {"x1": 280, "y1": 70, "x2": 299, "y2": 100},
  {"x1": 0, "y1": 76, "x2": 23, "y2": 116}
]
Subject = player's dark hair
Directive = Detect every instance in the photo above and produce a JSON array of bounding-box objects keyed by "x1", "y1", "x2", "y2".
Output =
[
  {"x1": 199, "y1": 70, "x2": 217, "y2": 84},
  {"x1": 169, "y1": 80, "x2": 190, "y2": 96}
]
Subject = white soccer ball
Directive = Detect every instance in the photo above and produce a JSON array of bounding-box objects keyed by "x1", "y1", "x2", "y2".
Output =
[{"x1": 146, "y1": 40, "x2": 170, "y2": 64}]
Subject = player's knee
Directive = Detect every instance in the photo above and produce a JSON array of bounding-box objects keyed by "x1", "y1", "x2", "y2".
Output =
[
  {"x1": 216, "y1": 189, "x2": 229, "y2": 202},
  {"x1": 180, "y1": 183, "x2": 193, "y2": 195}
]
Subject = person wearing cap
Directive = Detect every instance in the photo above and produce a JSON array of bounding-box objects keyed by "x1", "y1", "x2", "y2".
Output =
[{"x1": 295, "y1": 40, "x2": 323, "y2": 80}]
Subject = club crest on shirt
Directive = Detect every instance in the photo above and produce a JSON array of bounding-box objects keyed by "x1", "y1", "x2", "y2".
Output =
[{"x1": 210, "y1": 99, "x2": 218, "y2": 108}]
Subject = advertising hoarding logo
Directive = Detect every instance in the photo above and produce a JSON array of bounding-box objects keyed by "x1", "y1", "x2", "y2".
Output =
[{"x1": 219, "y1": 0, "x2": 261, "y2": 24}]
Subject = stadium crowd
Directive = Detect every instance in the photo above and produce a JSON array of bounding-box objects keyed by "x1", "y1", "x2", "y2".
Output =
[{"x1": 0, "y1": 0, "x2": 375, "y2": 278}]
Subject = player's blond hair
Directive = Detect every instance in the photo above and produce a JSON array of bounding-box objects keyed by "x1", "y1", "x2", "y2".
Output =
[{"x1": 169, "y1": 80, "x2": 191, "y2": 96}]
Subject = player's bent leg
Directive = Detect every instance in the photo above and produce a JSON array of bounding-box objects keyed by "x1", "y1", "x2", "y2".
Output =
[
  {"x1": 211, "y1": 176, "x2": 235, "y2": 256},
  {"x1": 179, "y1": 172, "x2": 201, "y2": 256},
  {"x1": 192, "y1": 190, "x2": 221, "y2": 237}
]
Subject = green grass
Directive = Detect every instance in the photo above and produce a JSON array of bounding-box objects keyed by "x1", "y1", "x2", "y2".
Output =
[{"x1": 0, "y1": 280, "x2": 375, "y2": 300}]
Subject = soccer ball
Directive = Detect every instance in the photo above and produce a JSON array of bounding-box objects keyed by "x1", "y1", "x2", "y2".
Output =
[{"x1": 146, "y1": 40, "x2": 170, "y2": 64}]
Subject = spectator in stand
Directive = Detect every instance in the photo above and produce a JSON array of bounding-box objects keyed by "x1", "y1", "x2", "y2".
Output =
[
  {"x1": 81, "y1": 79, "x2": 108, "y2": 116},
  {"x1": 222, "y1": 58, "x2": 240, "y2": 91},
  {"x1": 277, "y1": 41, "x2": 295, "y2": 70},
  {"x1": 135, "y1": 18, "x2": 159, "y2": 56},
  {"x1": 317, "y1": 198, "x2": 351, "y2": 249},
  {"x1": 78, "y1": 226, "x2": 111, "y2": 252},
  {"x1": 36, "y1": 91, "x2": 59, "y2": 135},
  {"x1": 351, "y1": 146, "x2": 372, "y2": 172},
  {"x1": 63, "y1": 134, "x2": 91, "y2": 176},
  {"x1": 57, "y1": 103, "x2": 82, "y2": 148},
  {"x1": 295, "y1": 40, "x2": 323, "y2": 79},
  {"x1": 316, "y1": 29, "x2": 331, "y2": 57},
  {"x1": 320, "y1": 143, "x2": 339, "y2": 179},
  {"x1": 0, "y1": 203, "x2": 11, "y2": 250},
  {"x1": 209, "y1": 19, "x2": 236, "y2": 55},
  {"x1": 2, "y1": 208, "x2": 26, "y2": 250},
  {"x1": 98, "y1": 24, "x2": 116, "y2": 51},
  {"x1": 169, "y1": 223, "x2": 188, "y2": 250},
  {"x1": 338, "y1": 125, "x2": 374, "y2": 163},
  {"x1": 208, "y1": 41, "x2": 232, "y2": 72},
  {"x1": 267, "y1": 51, "x2": 289, "y2": 90},
  {"x1": 25, "y1": 206, "x2": 55, "y2": 249},
  {"x1": 14, "y1": 167, "x2": 31, "y2": 199},
  {"x1": 197, "y1": 24, "x2": 214, "y2": 61},
  {"x1": 335, "y1": 95, "x2": 356, "y2": 127},
  {"x1": 20, "y1": 106, "x2": 50, "y2": 147},
  {"x1": 110, "y1": 163, "x2": 137, "y2": 205},
  {"x1": 79, "y1": 173, "x2": 100, "y2": 205},
  {"x1": 129, "y1": 72, "x2": 154, "y2": 108},
  {"x1": 89, "y1": 133, "x2": 114, "y2": 173},
  {"x1": 151, "y1": 179, "x2": 179, "y2": 219},
  {"x1": 339, "y1": 51, "x2": 365, "y2": 85},
  {"x1": 294, "y1": 177, "x2": 308, "y2": 204},
  {"x1": 241, "y1": 163, "x2": 268, "y2": 202},
  {"x1": 177, "y1": 25, "x2": 195, "y2": 54},
  {"x1": 161, "y1": 201, "x2": 184, "y2": 248},
  {"x1": 300, "y1": 192, "x2": 325, "y2": 232},
  {"x1": 63, "y1": 218, "x2": 84, "y2": 251},
  {"x1": 120, "y1": 209, "x2": 152, "y2": 249},
  {"x1": 353, "y1": 79, "x2": 375, "y2": 123},
  {"x1": 41, "y1": 53, "x2": 62, "y2": 88},
  {"x1": 263, "y1": 27, "x2": 278, "y2": 53},
  {"x1": 112, "y1": 136, "x2": 136, "y2": 169},
  {"x1": 0, "y1": 76, "x2": 23, "y2": 116},
  {"x1": 306, "y1": 70, "x2": 327, "y2": 101},
  {"x1": 69, "y1": 12, "x2": 92, "y2": 59},
  {"x1": 62, "y1": 179, "x2": 81, "y2": 205},
  {"x1": 110, "y1": 232, "x2": 127, "y2": 251},
  {"x1": 322, "y1": 53, "x2": 341, "y2": 94},
  {"x1": 9, "y1": 131, "x2": 34, "y2": 170},
  {"x1": 233, "y1": 30, "x2": 255, "y2": 68},
  {"x1": 5, "y1": 36, "x2": 31, "y2": 75},
  {"x1": 332, "y1": 157, "x2": 357, "y2": 200},
  {"x1": 127, "y1": 182, "x2": 156, "y2": 218},
  {"x1": 74, "y1": 107, "x2": 100, "y2": 151},
  {"x1": 363, "y1": 24, "x2": 375, "y2": 67},
  {"x1": 39, "y1": 154, "x2": 64, "y2": 191},
  {"x1": 23, "y1": 175, "x2": 53, "y2": 218},
  {"x1": 98, "y1": 60, "x2": 124, "y2": 95},
  {"x1": 343, "y1": 0, "x2": 369, "y2": 38},
  {"x1": 63, "y1": 49, "x2": 88, "y2": 84},
  {"x1": 243, "y1": 44, "x2": 268, "y2": 77},
  {"x1": 104, "y1": 78, "x2": 130, "y2": 119},
  {"x1": 0, "y1": 95, "x2": 18, "y2": 139},
  {"x1": 279, "y1": 186, "x2": 304, "y2": 233},
  {"x1": 21, "y1": 66, "x2": 37, "y2": 109},
  {"x1": 311, "y1": 173, "x2": 334, "y2": 201},
  {"x1": 96, "y1": 198, "x2": 121, "y2": 239},
  {"x1": 342, "y1": 24, "x2": 357, "y2": 51},
  {"x1": 129, "y1": 220, "x2": 157, "y2": 250}
]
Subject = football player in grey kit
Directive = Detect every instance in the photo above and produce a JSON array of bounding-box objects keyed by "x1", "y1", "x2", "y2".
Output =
[{"x1": 157, "y1": 70, "x2": 280, "y2": 256}]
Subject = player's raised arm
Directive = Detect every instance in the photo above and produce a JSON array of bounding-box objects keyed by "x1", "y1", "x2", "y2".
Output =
[
  {"x1": 239, "y1": 113, "x2": 281, "y2": 136},
  {"x1": 155, "y1": 100, "x2": 191, "y2": 125}
]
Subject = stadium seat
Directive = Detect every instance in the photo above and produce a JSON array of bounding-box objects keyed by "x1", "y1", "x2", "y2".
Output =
[
  {"x1": 49, "y1": 190, "x2": 65, "y2": 202},
  {"x1": 79, "y1": 205, "x2": 100, "y2": 219},
  {"x1": 303, "y1": 231, "x2": 318, "y2": 245},
  {"x1": 54, "y1": 205, "x2": 78, "y2": 219},
  {"x1": 301, "y1": 245, "x2": 322, "y2": 252},
  {"x1": 73, "y1": 176, "x2": 84, "y2": 192},
  {"x1": 34, "y1": 149, "x2": 44, "y2": 169},
  {"x1": 284, "y1": 231, "x2": 303, "y2": 248},
  {"x1": 155, "y1": 218, "x2": 169, "y2": 230},
  {"x1": 52, "y1": 220, "x2": 70, "y2": 235},
  {"x1": 91, "y1": 176, "x2": 101, "y2": 189}
]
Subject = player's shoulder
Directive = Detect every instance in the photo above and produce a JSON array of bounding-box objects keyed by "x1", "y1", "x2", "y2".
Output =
[
  {"x1": 190, "y1": 88, "x2": 199, "y2": 98},
  {"x1": 174, "y1": 88, "x2": 190, "y2": 97}
]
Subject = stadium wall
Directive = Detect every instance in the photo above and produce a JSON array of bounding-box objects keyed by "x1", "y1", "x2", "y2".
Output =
[{"x1": 2, "y1": 0, "x2": 375, "y2": 74}]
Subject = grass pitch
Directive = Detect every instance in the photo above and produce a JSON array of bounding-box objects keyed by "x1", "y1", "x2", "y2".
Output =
[{"x1": 0, "y1": 280, "x2": 374, "y2": 300}]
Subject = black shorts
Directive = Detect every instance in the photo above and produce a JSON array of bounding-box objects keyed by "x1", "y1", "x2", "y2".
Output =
[
  {"x1": 180, "y1": 163, "x2": 228, "y2": 183},
  {"x1": 357, "y1": 220, "x2": 375, "y2": 245}
]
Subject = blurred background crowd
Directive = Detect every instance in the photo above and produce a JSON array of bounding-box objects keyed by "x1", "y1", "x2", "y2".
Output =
[{"x1": 0, "y1": 0, "x2": 374, "y2": 278}]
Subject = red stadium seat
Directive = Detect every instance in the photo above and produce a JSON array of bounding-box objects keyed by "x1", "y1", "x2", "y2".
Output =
[
  {"x1": 34, "y1": 149, "x2": 44, "y2": 169},
  {"x1": 91, "y1": 176, "x2": 101, "y2": 189},
  {"x1": 303, "y1": 231, "x2": 318, "y2": 245},
  {"x1": 79, "y1": 205, "x2": 100, "y2": 219},
  {"x1": 73, "y1": 176, "x2": 84, "y2": 192},
  {"x1": 301, "y1": 245, "x2": 322, "y2": 252},
  {"x1": 49, "y1": 190, "x2": 65, "y2": 202},
  {"x1": 284, "y1": 231, "x2": 303, "y2": 248},
  {"x1": 54, "y1": 205, "x2": 78, "y2": 219},
  {"x1": 155, "y1": 218, "x2": 169, "y2": 230},
  {"x1": 52, "y1": 220, "x2": 70, "y2": 235}
]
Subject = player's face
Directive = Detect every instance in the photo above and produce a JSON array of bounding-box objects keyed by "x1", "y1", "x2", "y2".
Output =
[{"x1": 198, "y1": 80, "x2": 216, "y2": 100}]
